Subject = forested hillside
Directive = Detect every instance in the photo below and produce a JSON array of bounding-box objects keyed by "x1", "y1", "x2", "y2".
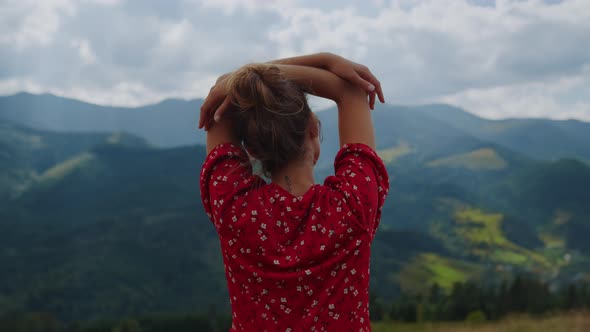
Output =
[{"x1": 1, "y1": 93, "x2": 589, "y2": 323}]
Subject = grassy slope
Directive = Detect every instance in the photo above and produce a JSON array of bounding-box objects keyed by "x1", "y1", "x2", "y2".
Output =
[
  {"x1": 427, "y1": 148, "x2": 507, "y2": 171},
  {"x1": 372, "y1": 311, "x2": 590, "y2": 332}
]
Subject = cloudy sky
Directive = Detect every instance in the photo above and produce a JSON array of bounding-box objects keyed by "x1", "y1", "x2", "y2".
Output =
[{"x1": 1, "y1": 0, "x2": 589, "y2": 120}]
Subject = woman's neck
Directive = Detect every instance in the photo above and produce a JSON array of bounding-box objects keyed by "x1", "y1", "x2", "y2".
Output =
[{"x1": 271, "y1": 155, "x2": 315, "y2": 197}]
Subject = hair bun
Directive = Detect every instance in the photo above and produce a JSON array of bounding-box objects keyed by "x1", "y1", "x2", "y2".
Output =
[
  {"x1": 225, "y1": 63, "x2": 284, "y2": 111},
  {"x1": 225, "y1": 63, "x2": 312, "y2": 176}
]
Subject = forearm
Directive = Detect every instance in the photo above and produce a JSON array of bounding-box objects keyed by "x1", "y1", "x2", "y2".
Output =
[
  {"x1": 267, "y1": 52, "x2": 334, "y2": 69},
  {"x1": 276, "y1": 63, "x2": 374, "y2": 148},
  {"x1": 274, "y1": 64, "x2": 352, "y2": 102},
  {"x1": 206, "y1": 118, "x2": 239, "y2": 153}
]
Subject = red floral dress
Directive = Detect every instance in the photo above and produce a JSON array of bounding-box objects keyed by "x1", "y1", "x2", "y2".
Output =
[{"x1": 200, "y1": 142, "x2": 389, "y2": 331}]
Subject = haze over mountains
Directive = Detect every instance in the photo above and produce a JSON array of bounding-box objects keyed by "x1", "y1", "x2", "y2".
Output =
[
  {"x1": 1, "y1": 92, "x2": 589, "y2": 321},
  {"x1": 2, "y1": 92, "x2": 590, "y2": 162}
]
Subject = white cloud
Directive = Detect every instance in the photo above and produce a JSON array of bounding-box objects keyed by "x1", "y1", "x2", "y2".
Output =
[
  {"x1": 0, "y1": 0, "x2": 76, "y2": 49},
  {"x1": 71, "y1": 39, "x2": 97, "y2": 65},
  {"x1": 0, "y1": 0, "x2": 588, "y2": 122},
  {"x1": 441, "y1": 67, "x2": 590, "y2": 121}
]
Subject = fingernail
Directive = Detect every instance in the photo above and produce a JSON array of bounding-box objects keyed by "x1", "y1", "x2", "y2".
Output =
[
  {"x1": 368, "y1": 84, "x2": 375, "y2": 91},
  {"x1": 214, "y1": 114, "x2": 220, "y2": 122}
]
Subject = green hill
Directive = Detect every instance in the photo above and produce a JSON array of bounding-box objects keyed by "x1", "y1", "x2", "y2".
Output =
[
  {"x1": 0, "y1": 139, "x2": 229, "y2": 321},
  {"x1": 1, "y1": 94, "x2": 590, "y2": 322},
  {"x1": 0, "y1": 92, "x2": 205, "y2": 147},
  {"x1": 415, "y1": 104, "x2": 590, "y2": 162},
  {"x1": 0, "y1": 120, "x2": 148, "y2": 200},
  {"x1": 427, "y1": 148, "x2": 508, "y2": 170}
]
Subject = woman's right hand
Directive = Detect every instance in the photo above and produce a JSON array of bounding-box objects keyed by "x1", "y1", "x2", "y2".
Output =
[
  {"x1": 199, "y1": 73, "x2": 232, "y2": 130},
  {"x1": 322, "y1": 53, "x2": 385, "y2": 110}
]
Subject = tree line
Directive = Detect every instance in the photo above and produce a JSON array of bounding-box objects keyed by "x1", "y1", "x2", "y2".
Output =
[
  {"x1": 370, "y1": 275, "x2": 590, "y2": 322},
  {"x1": 1, "y1": 276, "x2": 589, "y2": 331}
]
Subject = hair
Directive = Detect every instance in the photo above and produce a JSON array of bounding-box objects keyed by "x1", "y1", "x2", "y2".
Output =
[{"x1": 224, "y1": 63, "x2": 313, "y2": 177}]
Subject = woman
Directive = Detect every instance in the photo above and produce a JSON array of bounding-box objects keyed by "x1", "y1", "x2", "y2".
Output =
[{"x1": 198, "y1": 52, "x2": 389, "y2": 331}]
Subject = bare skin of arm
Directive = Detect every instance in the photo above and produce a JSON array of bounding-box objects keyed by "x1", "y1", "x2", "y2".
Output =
[
  {"x1": 199, "y1": 53, "x2": 382, "y2": 153},
  {"x1": 273, "y1": 64, "x2": 375, "y2": 149},
  {"x1": 268, "y1": 52, "x2": 384, "y2": 109}
]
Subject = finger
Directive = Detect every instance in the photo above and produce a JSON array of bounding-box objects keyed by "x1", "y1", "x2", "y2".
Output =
[
  {"x1": 214, "y1": 96, "x2": 232, "y2": 121},
  {"x1": 199, "y1": 99, "x2": 216, "y2": 129},
  {"x1": 201, "y1": 85, "x2": 223, "y2": 111},
  {"x1": 200, "y1": 91, "x2": 227, "y2": 128},
  {"x1": 376, "y1": 84, "x2": 385, "y2": 104},
  {"x1": 206, "y1": 96, "x2": 232, "y2": 130},
  {"x1": 201, "y1": 93, "x2": 214, "y2": 113},
  {"x1": 355, "y1": 73, "x2": 375, "y2": 93},
  {"x1": 359, "y1": 71, "x2": 383, "y2": 103},
  {"x1": 198, "y1": 105, "x2": 209, "y2": 129},
  {"x1": 369, "y1": 91, "x2": 376, "y2": 110}
]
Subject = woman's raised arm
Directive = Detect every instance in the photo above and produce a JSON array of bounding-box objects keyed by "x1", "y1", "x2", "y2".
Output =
[
  {"x1": 269, "y1": 52, "x2": 384, "y2": 108},
  {"x1": 199, "y1": 55, "x2": 382, "y2": 150},
  {"x1": 275, "y1": 64, "x2": 376, "y2": 149}
]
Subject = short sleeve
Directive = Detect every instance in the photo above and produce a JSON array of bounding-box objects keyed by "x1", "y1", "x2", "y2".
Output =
[
  {"x1": 200, "y1": 143, "x2": 263, "y2": 229},
  {"x1": 323, "y1": 143, "x2": 390, "y2": 238}
]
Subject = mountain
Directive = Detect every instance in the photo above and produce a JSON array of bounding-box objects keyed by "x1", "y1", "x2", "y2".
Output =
[
  {"x1": 0, "y1": 123, "x2": 460, "y2": 321},
  {"x1": 315, "y1": 106, "x2": 484, "y2": 170},
  {"x1": 2, "y1": 93, "x2": 590, "y2": 163},
  {"x1": 0, "y1": 132, "x2": 228, "y2": 321},
  {"x1": 0, "y1": 92, "x2": 204, "y2": 147},
  {"x1": 1, "y1": 94, "x2": 590, "y2": 322},
  {"x1": 414, "y1": 104, "x2": 590, "y2": 162},
  {"x1": 0, "y1": 120, "x2": 148, "y2": 200}
]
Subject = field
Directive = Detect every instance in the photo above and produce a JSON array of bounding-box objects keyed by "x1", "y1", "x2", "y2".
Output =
[{"x1": 372, "y1": 311, "x2": 590, "y2": 332}]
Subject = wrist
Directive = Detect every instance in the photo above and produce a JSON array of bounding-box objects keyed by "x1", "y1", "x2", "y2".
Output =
[{"x1": 317, "y1": 52, "x2": 337, "y2": 68}]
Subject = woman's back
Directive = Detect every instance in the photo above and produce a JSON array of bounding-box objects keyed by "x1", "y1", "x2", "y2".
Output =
[
  {"x1": 199, "y1": 53, "x2": 389, "y2": 331},
  {"x1": 201, "y1": 142, "x2": 388, "y2": 331}
]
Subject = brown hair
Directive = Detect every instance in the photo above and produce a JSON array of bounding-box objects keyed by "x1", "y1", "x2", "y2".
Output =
[{"x1": 225, "y1": 63, "x2": 312, "y2": 176}]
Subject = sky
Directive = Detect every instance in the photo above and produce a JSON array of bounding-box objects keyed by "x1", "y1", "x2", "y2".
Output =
[{"x1": 1, "y1": 0, "x2": 589, "y2": 121}]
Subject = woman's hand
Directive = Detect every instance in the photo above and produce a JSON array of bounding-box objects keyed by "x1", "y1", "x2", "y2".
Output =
[
  {"x1": 323, "y1": 53, "x2": 384, "y2": 110},
  {"x1": 198, "y1": 53, "x2": 385, "y2": 129},
  {"x1": 198, "y1": 73, "x2": 232, "y2": 130},
  {"x1": 270, "y1": 52, "x2": 385, "y2": 110}
]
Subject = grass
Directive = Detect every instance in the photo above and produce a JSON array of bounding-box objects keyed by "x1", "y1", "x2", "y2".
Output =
[
  {"x1": 553, "y1": 210, "x2": 573, "y2": 226},
  {"x1": 378, "y1": 142, "x2": 412, "y2": 163},
  {"x1": 38, "y1": 152, "x2": 96, "y2": 184},
  {"x1": 396, "y1": 253, "x2": 480, "y2": 293},
  {"x1": 427, "y1": 148, "x2": 507, "y2": 170},
  {"x1": 539, "y1": 233, "x2": 566, "y2": 249},
  {"x1": 453, "y1": 208, "x2": 551, "y2": 267},
  {"x1": 372, "y1": 311, "x2": 590, "y2": 332},
  {"x1": 455, "y1": 209, "x2": 508, "y2": 246}
]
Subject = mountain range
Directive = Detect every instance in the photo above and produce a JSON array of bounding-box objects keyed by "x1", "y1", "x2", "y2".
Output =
[{"x1": 1, "y1": 92, "x2": 589, "y2": 322}]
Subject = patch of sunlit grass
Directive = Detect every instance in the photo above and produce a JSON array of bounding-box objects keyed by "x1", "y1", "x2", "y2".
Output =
[{"x1": 372, "y1": 311, "x2": 590, "y2": 332}]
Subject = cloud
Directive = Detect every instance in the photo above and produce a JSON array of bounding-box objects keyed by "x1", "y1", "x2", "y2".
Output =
[
  {"x1": 441, "y1": 64, "x2": 590, "y2": 121},
  {"x1": 71, "y1": 39, "x2": 97, "y2": 65},
  {"x1": 0, "y1": 0, "x2": 588, "y2": 121},
  {"x1": 0, "y1": 0, "x2": 76, "y2": 49}
]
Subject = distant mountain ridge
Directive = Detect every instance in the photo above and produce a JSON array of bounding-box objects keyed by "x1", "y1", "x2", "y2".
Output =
[
  {"x1": 414, "y1": 104, "x2": 590, "y2": 162},
  {"x1": 0, "y1": 92, "x2": 204, "y2": 147},
  {"x1": 1, "y1": 92, "x2": 590, "y2": 163}
]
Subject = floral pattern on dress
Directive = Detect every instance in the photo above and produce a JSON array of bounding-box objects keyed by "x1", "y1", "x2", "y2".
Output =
[{"x1": 200, "y1": 142, "x2": 389, "y2": 331}]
